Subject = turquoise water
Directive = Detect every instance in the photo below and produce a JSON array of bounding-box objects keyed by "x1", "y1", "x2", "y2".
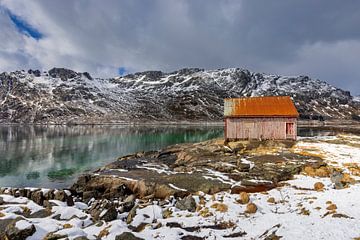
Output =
[{"x1": 0, "y1": 125, "x2": 223, "y2": 189}]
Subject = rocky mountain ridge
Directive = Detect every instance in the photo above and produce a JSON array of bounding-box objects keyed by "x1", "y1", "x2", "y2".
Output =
[{"x1": 0, "y1": 67, "x2": 359, "y2": 124}]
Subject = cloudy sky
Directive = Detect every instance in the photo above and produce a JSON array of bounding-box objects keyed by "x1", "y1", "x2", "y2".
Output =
[{"x1": 0, "y1": 0, "x2": 359, "y2": 94}]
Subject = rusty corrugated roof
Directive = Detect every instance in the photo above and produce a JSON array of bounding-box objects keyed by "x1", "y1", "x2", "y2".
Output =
[{"x1": 224, "y1": 96, "x2": 299, "y2": 117}]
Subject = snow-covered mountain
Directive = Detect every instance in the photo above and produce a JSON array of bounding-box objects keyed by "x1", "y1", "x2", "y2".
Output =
[{"x1": 0, "y1": 68, "x2": 358, "y2": 124}]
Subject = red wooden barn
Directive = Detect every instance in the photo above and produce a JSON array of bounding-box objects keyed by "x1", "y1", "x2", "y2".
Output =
[{"x1": 224, "y1": 96, "x2": 299, "y2": 141}]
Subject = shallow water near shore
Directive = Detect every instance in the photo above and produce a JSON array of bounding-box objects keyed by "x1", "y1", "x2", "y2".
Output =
[{"x1": 0, "y1": 125, "x2": 337, "y2": 189}]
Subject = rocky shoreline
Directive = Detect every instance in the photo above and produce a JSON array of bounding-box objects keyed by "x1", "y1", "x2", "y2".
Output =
[{"x1": 1, "y1": 134, "x2": 360, "y2": 239}]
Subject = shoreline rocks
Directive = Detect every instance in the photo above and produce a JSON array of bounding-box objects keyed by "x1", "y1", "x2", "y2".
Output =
[{"x1": 71, "y1": 138, "x2": 325, "y2": 200}]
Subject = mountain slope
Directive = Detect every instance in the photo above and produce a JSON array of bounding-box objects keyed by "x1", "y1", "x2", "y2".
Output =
[{"x1": 0, "y1": 68, "x2": 358, "y2": 124}]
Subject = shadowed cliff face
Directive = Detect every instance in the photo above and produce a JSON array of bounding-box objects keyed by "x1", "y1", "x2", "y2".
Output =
[{"x1": 0, "y1": 68, "x2": 358, "y2": 124}]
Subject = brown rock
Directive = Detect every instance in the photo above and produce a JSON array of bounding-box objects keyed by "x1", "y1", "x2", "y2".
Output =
[
  {"x1": 267, "y1": 197, "x2": 276, "y2": 204},
  {"x1": 237, "y1": 192, "x2": 250, "y2": 204},
  {"x1": 245, "y1": 203, "x2": 257, "y2": 214},
  {"x1": 315, "y1": 167, "x2": 330, "y2": 177},
  {"x1": 326, "y1": 204, "x2": 337, "y2": 210},
  {"x1": 314, "y1": 182, "x2": 325, "y2": 191},
  {"x1": 303, "y1": 166, "x2": 316, "y2": 176},
  {"x1": 210, "y1": 203, "x2": 228, "y2": 213}
]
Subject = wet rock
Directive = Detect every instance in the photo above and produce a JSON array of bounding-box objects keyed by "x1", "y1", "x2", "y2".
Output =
[
  {"x1": 115, "y1": 232, "x2": 144, "y2": 240},
  {"x1": 175, "y1": 196, "x2": 197, "y2": 212}
]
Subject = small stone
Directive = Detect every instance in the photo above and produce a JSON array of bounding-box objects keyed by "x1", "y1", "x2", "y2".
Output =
[
  {"x1": 63, "y1": 223, "x2": 73, "y2": 229},
  {"x1": 245, "y1": 203, "x2": 257, "y2": 214},
  {"x1": 237, "y1": 192, "x2": 250, "y2": 204},
  {"x1": 267, "y1": 197, "x2": 275, "y2": 204},
  {"x1": 326, "y1": 204, "x2": 337, "y2": 211},
  {"x1": 326, "y1": 201, "x2": 332, "y2": 204},
  {"x1": 314, "y1": 182, "x2": 325, "y2": 191}
]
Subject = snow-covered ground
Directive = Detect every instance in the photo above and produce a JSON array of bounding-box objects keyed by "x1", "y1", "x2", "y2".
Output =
[{"x1": 1, "y1": 134, "x2": 360, "y2": 239}]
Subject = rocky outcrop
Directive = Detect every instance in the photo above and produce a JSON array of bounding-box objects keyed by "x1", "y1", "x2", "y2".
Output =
[
  {"x1": 72, "y1": 138, "x2": 325, "y2": 200},
  {"x1": 0, "y1": 68, "x2": 358, "y2": 124}
]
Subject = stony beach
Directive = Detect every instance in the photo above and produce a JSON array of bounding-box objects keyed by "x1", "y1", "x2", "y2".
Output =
[{"x1": 1, "y1": 134, "x2": 360, "y2": 239}]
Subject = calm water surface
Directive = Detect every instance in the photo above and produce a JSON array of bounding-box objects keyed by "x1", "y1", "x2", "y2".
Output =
[
  {"x1": 0, "y1": 125, "x2": 223, "y2": 188},
  {"x1": 0, "y1": 125, "x2": 338, "y2": 189}
]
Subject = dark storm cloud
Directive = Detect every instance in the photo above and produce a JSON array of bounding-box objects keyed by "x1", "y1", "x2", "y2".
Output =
[{"x1": 0, "y1": 0, "x2": 359, "y2": 94}]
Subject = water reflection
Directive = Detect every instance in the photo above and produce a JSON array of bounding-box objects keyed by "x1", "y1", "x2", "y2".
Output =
[{"x1": 0, "y1": 125, "x2": 223, "y2": 188}]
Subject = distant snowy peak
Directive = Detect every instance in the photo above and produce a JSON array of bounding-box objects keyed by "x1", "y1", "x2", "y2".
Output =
[{"x1": 0, "y1": 67, "x2": 358, "y2": 124}]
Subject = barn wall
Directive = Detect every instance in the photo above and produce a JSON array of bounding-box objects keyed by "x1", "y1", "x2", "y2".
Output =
[{"x1": 225, "y1": 117, "x2": 297, "y2": 140}]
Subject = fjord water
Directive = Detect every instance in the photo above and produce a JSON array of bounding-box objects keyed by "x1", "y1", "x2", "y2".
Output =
[{"x1": 0, "y1": 125, "x2": 223, "y2": 189}]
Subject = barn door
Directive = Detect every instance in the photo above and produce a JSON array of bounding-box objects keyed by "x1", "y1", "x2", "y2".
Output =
[{"x1": 286, "y1": 122, "x2": 294, "y2": 139}]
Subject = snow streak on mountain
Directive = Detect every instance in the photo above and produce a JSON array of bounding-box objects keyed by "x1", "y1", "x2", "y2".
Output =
[{"x1": 0, "y1": 68, "x2": 358, "y2": 124}]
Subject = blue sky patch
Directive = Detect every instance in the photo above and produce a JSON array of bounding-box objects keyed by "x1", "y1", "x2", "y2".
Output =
[
  {"x1": 7, "y1": 10, "x2": 43, "y2": 40},
  {"x1": 118, "y1": 67, "x2": 127, "y2": 76}
]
